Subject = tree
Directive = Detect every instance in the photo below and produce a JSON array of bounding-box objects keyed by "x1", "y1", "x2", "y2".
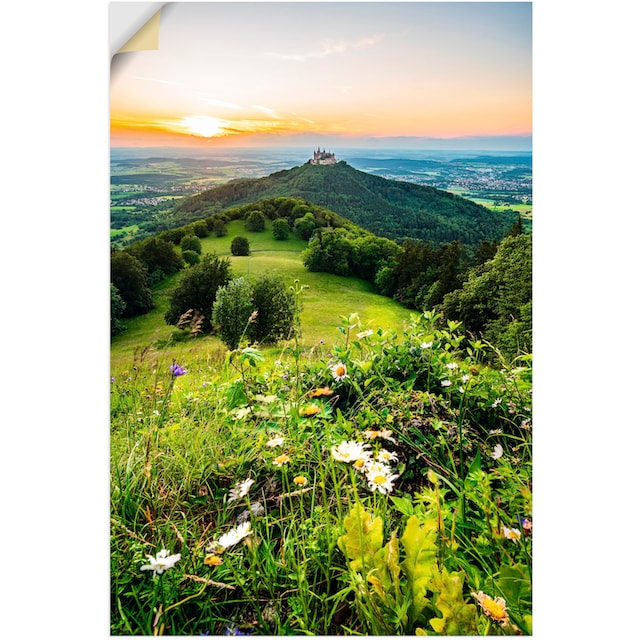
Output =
[
  {"x1": 110, "y1": 250, "x2": 154, "y2": 317},
  {"x1": 212, "y1": 218, "x2": 228, "y2": 237},
  {"x1": 231, "y1": 236, "x2": 250, "y2": 256},
  {"x1": 249, "y1": 273, "x2": 296, "y2": 343},
  {"x1": 440, "y1": 233, "x2": 532, "y2": 360},
  {"x1": 245, "y1": 210, "x2": 265, "y2": 232},
  {"x1": 272, "y1": 217, "x2": 290, "y2": 241},
  {"x1": 164, "y1": 253, "x2": 232, "y2": 332},
  {"x1": 294, "y1": 212, "x2": 317, "y2": 241},
  {"x1": 212, "y1": 278, "x2": 255, "y2": 349},
  {"x1": 182, "y1": 249, "x2": 200, "y2": 266},
  {"x1": 127, "y1": 236, "x2": 183, "y2": 282},
  {"x1": 190, "y1": 220, "x2": 210, "y2": 238},
  {"x1": 110, "y1": 283, "x2": 127, "y2": 337},
  {"x1": 180, "y1": 234, "x2": 202, "y2": 254}
]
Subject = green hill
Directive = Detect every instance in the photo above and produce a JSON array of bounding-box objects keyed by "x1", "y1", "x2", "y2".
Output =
[{"x1": 171, "y1": 161, "x2": 518, "y2": 246}]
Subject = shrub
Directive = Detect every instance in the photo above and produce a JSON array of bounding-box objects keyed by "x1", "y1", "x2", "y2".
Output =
[
  {"x1": 272, "y1": 217, "x2": 290, "y2": 241},
  {"x1": 164, "y1": 253, "x2": 232, "y2": 332},
  {"x1": 231, "y1": 236, "x2": 250, "y2": 256},
  {"x1": 110, "y1": 250, "x2": 154, "y2": 317},
  {"x1": 212, "y1": 277, "x2": 255, "y2": 349},
  {"x1": 245, "y1": 210, "x2": 265, "y2": 232},
  {"x1": 181, "y1": 249, "x2": 200, "y2": 266},
  {"x1": 249, "y1": 272, "x2": 296, "y2": 343},
  {"x1": 180, "y1": 234, "x2": 202, "y2": 254},
  {"x1": 110, "y1": 283, "x2": 126, "y2": 337}
]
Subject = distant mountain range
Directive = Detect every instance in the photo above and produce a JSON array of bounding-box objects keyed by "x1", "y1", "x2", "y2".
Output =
[{"x1": 171, "y1": 160, "x2": 519, "y2": 246}]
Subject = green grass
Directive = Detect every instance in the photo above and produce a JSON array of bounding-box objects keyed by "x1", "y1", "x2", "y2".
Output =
[{"x1": 110, "y1": 310, "x2": 533, "y2": 636}]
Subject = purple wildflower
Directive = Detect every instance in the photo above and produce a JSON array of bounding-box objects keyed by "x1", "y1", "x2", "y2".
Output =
[{"x1": 170, "y1": 361, "x2": 187, "y2": 377}]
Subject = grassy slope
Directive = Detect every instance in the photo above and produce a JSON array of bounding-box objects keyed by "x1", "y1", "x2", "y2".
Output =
[{"x1": 110, "y1": 219, "x2": 413, "y2": 369}]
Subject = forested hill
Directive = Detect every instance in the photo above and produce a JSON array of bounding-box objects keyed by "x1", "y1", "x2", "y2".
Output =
[{"x1": 172, "y1": 160, "x2": 518, "y2": 246}]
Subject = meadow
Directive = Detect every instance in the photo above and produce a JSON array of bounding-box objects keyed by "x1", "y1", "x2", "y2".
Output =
[{"x1": 110, "y1": 223, "x2": 532, "y2": 635}]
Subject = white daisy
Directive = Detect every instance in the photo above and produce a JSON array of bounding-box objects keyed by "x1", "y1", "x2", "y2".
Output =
[
  {"x1": 366, "y1": 462, "x2": 398, "y2": 494},
  {"x1": 330, "y1": 362, "x2": 348, "y2": 381},
  {"x1": 266, "y1": 434, "x2": 285, "y2": 448},
  {"x1": 491, "y1": 444, "x2": 504, "y2": 460},
  {"x1": 228, "y1": 478, "x2": 255, "y2": 502},
  {"x1": 216, "y1": 521, "x2": 252, "y2": 549},
  {"x1": 331, "y1": 440, "x2": 370, "y2": 463},
  {"x1": 140, "y1": 549, "x2": 181, "y2": 575},
  {"x1": 376, "y1": 449, "x2": 399, "y2": 464}
]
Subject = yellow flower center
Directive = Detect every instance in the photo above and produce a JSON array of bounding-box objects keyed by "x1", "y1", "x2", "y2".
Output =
[
  {"x1": 293, "y1": 475, "x2": 308, "y2": 486},
  {"x1": 335, "y1": 365, "x2": 346, "y2": 377},
  {"x1": 483, "y1": 597, "x2": 508, "y2": 620},
  {"x1": 372, "y1": 474, "x2": 387, "y2": 485}
]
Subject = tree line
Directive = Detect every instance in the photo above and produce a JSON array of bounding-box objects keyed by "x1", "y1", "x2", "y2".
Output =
[{"x1": 111, "y1": 196, "x2": 531, "y2": 361}]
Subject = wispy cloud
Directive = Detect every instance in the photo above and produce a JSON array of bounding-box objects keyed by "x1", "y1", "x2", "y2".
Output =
[
  {"x1": 266, "y1": 34, "x2": 385, "y2": 62},
  {"x1": 201, "y1": 97, "x2": 243, "y2": 110}
]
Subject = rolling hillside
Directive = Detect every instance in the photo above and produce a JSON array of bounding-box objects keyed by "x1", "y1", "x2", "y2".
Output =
[{"x1": 171, "y1": 160, "x2": 518, "y2": 246}]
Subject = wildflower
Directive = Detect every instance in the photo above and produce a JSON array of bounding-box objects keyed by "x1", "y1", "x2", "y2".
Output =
[
  {"x1": 441, "y1": 379, "x2": 452, "y2": 387},
  {"x1": 491, "y1": 444, "x2": 504, "y2": 460},
  {"x1": 331, "y1": 440, "x2": 370, "y2": 463},
  {"x1": 420, "y1": 341, "x2": 433, "y2": 349},
  {"x1": 309, "y1": 386, "x2": 333, "y2": 397},
  {"x1": 491, "y1": 397, "x2": 502, "y2": 408},
  {"x1": 214, "y1": 521, "x2": 252, "y2": 550},
  {"x1": 518, "y1": 517, "x2": 533, "y2": 535},
  {"x1": 471, "y1": 591, "x2": 511, "y2": 627},
  {"x1": 266, "y1": 434, "x2": 285, "y2": 448},
  {"x1": 299, "y1": 403, "x2": 321, "y2": 417},
  {"x1": 273, "y1": 453, "x2": 291, "y2": 467},
  {"x1": 502, "y1": 526, "x2": 522, "y2": 542},
  {"x1": 293, "y1": 475, "x2": 308, "y2": 486},
  {"x1": 461, "y1": 374, "x2": 469, "y2": 383},
  {"x1": 352, "y1": 450, "x2": 373, "y2": 472},
  {"x1": 204, "y1": 554, "x2": 224, "y2": 566},
  {"x1": 228, "y1": 478, "x2": 255, "y2": 502},
  {"x1": 140, "y1": 549, "x2": 181, "y2": 575},
  {"x1": 331, "y1": 362, "x2": 348, "y2": 381},
  {"x1": 446, "y1": 362, "x2": 459, "y2": 370},
  {"x1": 377, "y1": 449, "x2": 399, "y2": 464},
  {"x1": 356, "y1": 329, "x2": 373, "y2": 339},
  {"x1": 170, "y1": 361, "x2": 187, "y2": 377},
  {"x1": 363, "y1": 428, "x2": 395, "y2": 443},
  {"x1": 366, "y1": 462, "x2": 398, "y2": 495}
]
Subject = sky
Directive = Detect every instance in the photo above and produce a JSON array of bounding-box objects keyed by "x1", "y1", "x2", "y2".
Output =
[{"x1": 110, "y1": 2, "x2": 532, "y2": 149}]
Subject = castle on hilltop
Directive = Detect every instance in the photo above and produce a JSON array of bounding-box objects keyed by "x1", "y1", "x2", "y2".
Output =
[{"x1": 309, "y1": 147, "x2": 337, "y2": 165}]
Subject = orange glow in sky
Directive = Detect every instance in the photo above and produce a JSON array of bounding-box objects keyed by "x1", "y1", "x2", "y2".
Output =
[{"x1": 111, "y1": 3, "x2": 532, "y2": 148}]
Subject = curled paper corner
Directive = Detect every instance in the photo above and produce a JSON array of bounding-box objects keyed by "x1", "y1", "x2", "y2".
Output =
[{"x1": 117, "y1": 7, "x2": 162, "y2": 54}]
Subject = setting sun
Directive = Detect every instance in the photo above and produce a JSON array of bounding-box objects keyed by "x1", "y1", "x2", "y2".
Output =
[{"x1": 180, "y1": 115, "x2": 227, "y2": 138}]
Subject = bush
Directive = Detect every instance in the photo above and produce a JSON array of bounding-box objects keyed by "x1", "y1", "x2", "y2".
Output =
[
  {"x1": 110, "y1": 250, "x2": 154, "y2": 317},
  {"x1": 110, "y1": 283, "x2": 126, "y2": 337},
  {"x1": 249, "y1": 272, "x2": 296, "y2": 343},
  {"x1": 164, "y1": 253, "x2": 232, "y2": 332},
  {"x1": 245, "y1": 210, "x2": 265, "y2": 232},
  {"x1": 180, "y1": 234, "x2": 202, "y2": 254},
  {"x1": 231, "y1": 236, "x2": 250, "y2": 256},
  {"x1": 182, "y1": 249, "x2": 200, "y2": 266},
  {"x1": 272, "y1": 217, "x2": 290, "y2": 241},
  {"x1": 212, "y1": 277, "x2": 255, "y2": 349}
]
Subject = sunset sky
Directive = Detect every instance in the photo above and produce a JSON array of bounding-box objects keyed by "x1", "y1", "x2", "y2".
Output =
[{"x1": 110, "y1": 2, "x2": 532, "y2": 148}]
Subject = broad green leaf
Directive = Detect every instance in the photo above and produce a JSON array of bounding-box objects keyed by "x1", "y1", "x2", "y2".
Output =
[
  {"x1": 400, "y1": 514, "x2": 438, "y2": 625},
  {"x1": 337, "y1": 505, "x2": 384, "y2": 572},
  {"x1": 428, "y1": 567, "x2": 477, "y2": 635}
]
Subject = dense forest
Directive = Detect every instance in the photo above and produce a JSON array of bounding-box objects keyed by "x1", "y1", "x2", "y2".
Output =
[{"x1": 169, "y1": 161, "x2": 521, "y2": 246}]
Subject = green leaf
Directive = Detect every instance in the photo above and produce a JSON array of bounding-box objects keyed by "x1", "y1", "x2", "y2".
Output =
[
  {"x1": 400, "y1": 515, "x2": 438, "y2": 626},
  {"x1": 428, "y1": 567, "x2": 478, "y2": 635},
  {"x1": 337, "y1": 505, "x2": 384, "y2": 572}
]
